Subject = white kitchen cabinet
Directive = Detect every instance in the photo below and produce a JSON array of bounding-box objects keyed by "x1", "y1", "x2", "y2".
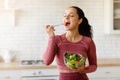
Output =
[
  {"x1": 0, "y1": 70, "x2": 21, "y2": 80},
  {"x1": 104, "y1": 0, "x2": 120, "y2": 34},
  {"x1": 87, "y1": 66, "x2": 120, "y2": 80},
  {"x1": 21, "y1": 68, "x2": 59, "y2": 80},
  {"x1": 0, "y1": 9, "x2": 15, "y2": 26}
]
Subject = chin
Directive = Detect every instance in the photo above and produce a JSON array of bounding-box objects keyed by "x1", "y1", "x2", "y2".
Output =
[
  {"x1": 65, "y1": 28, "x2": 71, "y2": 31},
  {"x1": 64, "y1": 27, "x2": 69, "y2": 30}
]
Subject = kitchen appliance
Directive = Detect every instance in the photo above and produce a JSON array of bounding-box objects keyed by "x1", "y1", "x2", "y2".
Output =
[{"x1": 21, "y1": 59, "x2": 44, "y2": 65}]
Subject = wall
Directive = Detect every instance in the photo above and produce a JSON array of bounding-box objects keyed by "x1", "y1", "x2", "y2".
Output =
[{"x1": 0, "y1": 0, "x2": 120, "y2": 62}]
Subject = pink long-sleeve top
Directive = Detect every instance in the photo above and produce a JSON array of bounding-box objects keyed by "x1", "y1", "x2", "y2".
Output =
[{"x1": 43, "y1": 33, "x2": 97, "y2": 73}]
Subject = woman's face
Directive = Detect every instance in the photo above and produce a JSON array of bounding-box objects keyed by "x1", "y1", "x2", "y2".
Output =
[{"x1": 63, "y1": 7, "x2": 82, "y2": 31}]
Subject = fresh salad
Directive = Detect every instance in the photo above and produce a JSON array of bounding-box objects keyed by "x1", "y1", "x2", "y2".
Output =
[{"x1": 64, "y1": 52, "x2": 85, "y2": 69}]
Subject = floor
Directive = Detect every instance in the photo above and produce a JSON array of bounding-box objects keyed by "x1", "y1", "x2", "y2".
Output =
[{"x1": 87, "y1": 66, "x2": 120, "y2": 80}]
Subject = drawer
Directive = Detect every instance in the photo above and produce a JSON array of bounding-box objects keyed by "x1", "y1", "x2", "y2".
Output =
[
  {"x1": 21, "y1": 68, "x2": 59, "y2": 76},
  {"x1": 0, "y1": 70, "x2": 20, "y2": 80}
]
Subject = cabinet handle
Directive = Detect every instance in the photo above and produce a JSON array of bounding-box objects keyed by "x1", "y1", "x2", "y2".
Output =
[
  {"x1": 5, "y1": 76, "x2": 11, "y2": 79},
  {"x1": 33, "y1": 72, "x2": 36, "y2": 75},
  {"x1": 38, "y1": 71, "x2": 42, "y2": 74}
]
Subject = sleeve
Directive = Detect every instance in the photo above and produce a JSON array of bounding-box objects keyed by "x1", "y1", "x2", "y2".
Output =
[
  {"x1": 42, "y1": 36, "x2": 58, "y2": 65},
  {"x1": 84, "y1": 39, "x2": 97, "y2": 73}
]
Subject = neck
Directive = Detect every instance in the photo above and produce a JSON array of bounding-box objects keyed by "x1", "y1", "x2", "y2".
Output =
[{"x1": 66, "y1": 31, "x2": 82, "y2": 42}]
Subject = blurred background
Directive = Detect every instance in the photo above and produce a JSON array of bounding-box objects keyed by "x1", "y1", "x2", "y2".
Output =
[{"x1": 0, "y1": 0, "x2": 119, "y2": 80}]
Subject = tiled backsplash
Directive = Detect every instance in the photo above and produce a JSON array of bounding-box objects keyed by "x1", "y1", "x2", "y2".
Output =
[{"x1": 0, "y1": 0, "x2": 120, "y2": 61}]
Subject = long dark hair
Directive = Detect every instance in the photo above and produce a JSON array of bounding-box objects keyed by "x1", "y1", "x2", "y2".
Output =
[{"x1": 70, "y1": 6, "x2": 93, "y2": 38}]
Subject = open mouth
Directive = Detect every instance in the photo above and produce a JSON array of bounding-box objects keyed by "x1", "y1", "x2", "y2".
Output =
[{"x1": 64, "y1": 22, "x2": 70, "y2": 26}]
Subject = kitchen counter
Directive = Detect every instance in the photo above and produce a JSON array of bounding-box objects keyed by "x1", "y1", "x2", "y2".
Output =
[
  {"x1": 0, "y1": 63, "x2": 57, "y2": 70},
  {"x1": 0, "y1": 63, "x2": 59, "y2": 80},
  {"x1": 0, "y1": 58, "x2": 120, "y2": 70}
]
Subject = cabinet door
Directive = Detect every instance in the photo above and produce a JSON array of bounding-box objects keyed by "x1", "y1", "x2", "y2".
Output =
[
  {"x1": 0, "y1": 70, "x2": 20, "y2": 80},
  {"x1": 113, "y1": 0, "x2": 120, "y2": 30},
  {"x1": 87, "y1": 66, "x2": 120, "y2": 80},
  {"x1": 104, "y1": 0, "x2": 120, "y2": 34}
]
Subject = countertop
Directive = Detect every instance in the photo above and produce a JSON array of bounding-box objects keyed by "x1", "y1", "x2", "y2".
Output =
[
  {"x1": 0, "y1": 58, "x2": 120, "y2": 70},
  {"x1": 0, "y1": 62, "x2": 57, "y2": 70}
]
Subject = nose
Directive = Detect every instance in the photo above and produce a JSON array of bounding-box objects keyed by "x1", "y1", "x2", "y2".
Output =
[{"x1": 65, "y1": 15, "x2": 69, "y2": 19}]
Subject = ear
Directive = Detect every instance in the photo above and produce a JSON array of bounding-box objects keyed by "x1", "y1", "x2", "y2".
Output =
[{"x1": 78, "y1": 18, "x2": 83, "y2": 24}]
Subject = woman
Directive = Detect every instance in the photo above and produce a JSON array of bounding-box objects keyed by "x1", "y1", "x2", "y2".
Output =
[{"x1": 43, "y1": 6, "x2": 97, "y2": 80}]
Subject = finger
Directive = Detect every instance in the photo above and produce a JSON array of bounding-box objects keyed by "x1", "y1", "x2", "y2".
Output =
[
  {"x1": 50, "y1": 26, "x2": 55, "y2": 31},
  {"x1": 46, "y1": 25, "x2": 50, "y2": 29}
]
